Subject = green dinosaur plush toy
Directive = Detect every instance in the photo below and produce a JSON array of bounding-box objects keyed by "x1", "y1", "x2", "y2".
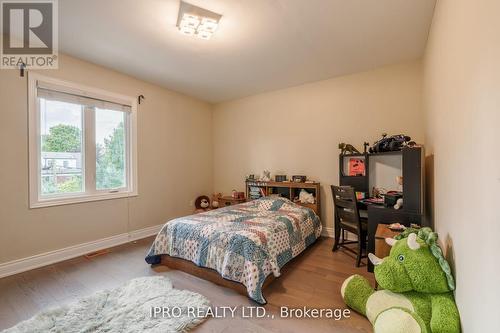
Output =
[{"x1": 341, "y1": 227, "x2": 461, "y2": 333}]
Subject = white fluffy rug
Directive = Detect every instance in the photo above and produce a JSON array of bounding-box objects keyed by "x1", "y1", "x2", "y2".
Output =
[{"x1": 3, "y1": 276, "x2": 210, "y2": 333}]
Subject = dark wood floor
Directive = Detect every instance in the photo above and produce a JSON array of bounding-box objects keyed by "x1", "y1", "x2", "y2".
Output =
[{"x1": 0, "y1": 237, "x2": 374, "y2": 332}]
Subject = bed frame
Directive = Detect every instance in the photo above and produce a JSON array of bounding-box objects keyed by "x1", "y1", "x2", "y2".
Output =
[{"x1": 159, "y1": 255, "x2": 276, "y2": 297}]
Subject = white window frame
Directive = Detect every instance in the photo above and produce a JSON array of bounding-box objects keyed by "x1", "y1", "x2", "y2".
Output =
[{"x1": 28, "y1": 73, "x2": 138, "y2": 208}]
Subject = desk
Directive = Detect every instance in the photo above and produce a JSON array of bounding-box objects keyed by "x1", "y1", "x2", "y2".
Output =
[
  {"x1": 338, "y1": 147, "x2": 425, "y2": 271},
  {"x1": 366, "y1": 205, "x2": 422, "y2": 272}
]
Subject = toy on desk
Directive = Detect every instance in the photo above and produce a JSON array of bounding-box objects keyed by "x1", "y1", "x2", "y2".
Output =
[
  {"x1": 341, "y1": 227, "x2": 461, "y2": 333},
  {"x1": 394, "y1": 198, "x2": 404, "y2": 210},
  {"x1": 372, "y1": 187, "x2": 388, "y2": 198},
  {"x1": 369, "y1": 133, "x2": 416, "y2": 153},
  {"x1": 339, "y1": 142, "x2": 361, "y2": 155},
  {"x1": 396, "y1": 176, "x2": 404, "y2": 192},
  {"x1": 363, "y1": 142, "x2": 370, "y2": 154}
]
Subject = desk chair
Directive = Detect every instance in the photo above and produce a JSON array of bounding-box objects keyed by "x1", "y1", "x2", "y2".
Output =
[{"x1": 331, "y1": 185, "x2": 368, "y2": 267}]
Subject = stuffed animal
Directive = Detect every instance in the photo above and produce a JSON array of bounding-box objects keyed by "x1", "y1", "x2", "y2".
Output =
[
  {"x1": 211, "y1": 193, "x2": 222, "y2": 209},
  {"x1": 298, "y1": 189, "x2": 315, "y2": 204},
  {"x1": 339, "y1": 142, "x2": 361, "y2": 155},
  {"x1": 341, "y1": 228, "x2": 461, "y2": 333},
  {"x1": 260, "y1": 170, "x2": 271, "y2": 181},
  {"x1": 194, "y1": 195, "x2": 211, "y2": 213},
  {"x1": 394, "y1": 198, "x2": 404, "y2": 210},
  {"x1": 369, "y1": 133, "x2": 417, "y2": 153}
]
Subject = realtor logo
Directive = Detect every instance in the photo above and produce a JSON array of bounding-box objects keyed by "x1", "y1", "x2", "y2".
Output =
[{"x1": 1, "y1": 0, "x2": 58, "y2": 69}]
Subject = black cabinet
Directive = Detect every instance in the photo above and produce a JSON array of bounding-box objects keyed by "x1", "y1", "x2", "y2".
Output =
[{"x1": 402, "y1": 147, "x2": 425, "y2": 215}]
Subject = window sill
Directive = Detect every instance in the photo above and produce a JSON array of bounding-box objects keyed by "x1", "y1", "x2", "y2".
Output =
[{"x1": 30, "y1": 191, "x2": 138, "y2": 209}]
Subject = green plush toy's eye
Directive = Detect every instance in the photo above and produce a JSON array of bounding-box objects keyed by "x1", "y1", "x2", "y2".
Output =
[{"x1": 398, "y1": 254, "x2": 405, "y2": 262}]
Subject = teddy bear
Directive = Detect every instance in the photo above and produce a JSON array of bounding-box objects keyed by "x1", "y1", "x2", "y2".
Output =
[
  {"x1": 211, "y1": 193, "x2": 221, "y2": 209},
  {"x1": 341, "y1": 227, "x2": 461, "y2": 333},
  {"x1": 194, "y1": 195, "x2": 211, "y2": 213}
]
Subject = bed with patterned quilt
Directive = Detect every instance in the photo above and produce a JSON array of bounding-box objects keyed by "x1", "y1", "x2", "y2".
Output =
[{"x1": 145, "y1": 196, "x2": 322, "y2": 304}]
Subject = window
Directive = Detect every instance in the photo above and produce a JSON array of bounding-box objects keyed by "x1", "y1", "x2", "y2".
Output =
[{"x1": 29, "y1": 73, "x2": 138, "y2": 208}]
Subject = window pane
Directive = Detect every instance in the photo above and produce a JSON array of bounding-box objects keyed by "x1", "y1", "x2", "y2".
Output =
[
  {"x1": 96, "y1": 109, "x2": 126, "y2": 190},
  {"x1": 40, "y1": 99, "x2": 83, "y2": 195}
]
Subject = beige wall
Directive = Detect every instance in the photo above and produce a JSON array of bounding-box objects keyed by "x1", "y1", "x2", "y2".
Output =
[
  {"x1": 0, "y1": 54, "x2": 213, "y2": 264},
  {"x1": 213, "y1": 61, "x2": 424, "y2": 231},
  {"x1": 423, "y1": 0, "x2": 500, "y2": 331}
]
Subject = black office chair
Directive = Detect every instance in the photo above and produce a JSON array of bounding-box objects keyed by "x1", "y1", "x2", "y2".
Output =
[{"x1": 331, "y1": 185, "x2": 368, "y2": 267}]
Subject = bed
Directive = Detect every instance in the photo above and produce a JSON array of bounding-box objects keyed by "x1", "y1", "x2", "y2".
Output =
[{"x1": 145, "y1": 196, "x2": 322, "y2": 304}]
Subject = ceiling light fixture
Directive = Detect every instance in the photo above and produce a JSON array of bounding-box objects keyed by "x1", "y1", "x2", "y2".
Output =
[{"x1": 177, "y1": 1, "x2": 222, "y2": 40}]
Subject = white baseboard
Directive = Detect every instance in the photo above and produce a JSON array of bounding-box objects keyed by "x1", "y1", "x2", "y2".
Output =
[
  {"x1": 0, "y1": 224, "x2": 164, "y2": 279},
  {"x1": 322, "y1": 227, "x2": 334, "y2": 238},
  {"x1": 128, "y1": 224, "x2": 164, "y2": 242}
]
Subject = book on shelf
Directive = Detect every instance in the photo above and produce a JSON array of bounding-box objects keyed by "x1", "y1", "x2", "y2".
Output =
[{"x1": 249, "y1": 186, "x2": 262, "y2": 199}]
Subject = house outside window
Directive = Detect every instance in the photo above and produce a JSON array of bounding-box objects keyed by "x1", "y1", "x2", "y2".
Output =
[{"x1": 28, "y1": 73, "x2": 138, "y2": 208}]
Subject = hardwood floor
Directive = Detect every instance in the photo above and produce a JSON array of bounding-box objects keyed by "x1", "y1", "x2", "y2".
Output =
[{"x1": 0, "y1": 237, "x2": 375, "y2": 332}]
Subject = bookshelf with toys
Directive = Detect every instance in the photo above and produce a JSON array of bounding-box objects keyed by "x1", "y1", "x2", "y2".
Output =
[{"x1": 245, "y1": 179, "x2": 321, "y2": 216}]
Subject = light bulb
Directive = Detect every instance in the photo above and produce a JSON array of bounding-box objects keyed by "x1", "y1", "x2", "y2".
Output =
[
  {"x1": 180, "y1": 13, "x2": 200, "y2": 29},
  {"x1": 197, "y1": 30, "x2": 213, "y2": 40},
  {"x1": 179, "y1": 25, "x2": 195, "y2": 36},
  {"x1": 199, "y1": 17, "x2": 218, "y2": 33}
]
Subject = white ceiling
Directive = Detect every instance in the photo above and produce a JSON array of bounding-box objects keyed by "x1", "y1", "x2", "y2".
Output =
[{"x1": 59, "y1": 0, "x2": 436, "y2": 103}]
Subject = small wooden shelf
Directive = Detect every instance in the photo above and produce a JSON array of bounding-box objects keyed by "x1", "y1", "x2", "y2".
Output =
[
  {"x1": 218, "y1": 196, "x2": 246, "y2": 208},
  {"x1": 247, "y1": 180, "x2": 320, "y2": 188},
  {"x1": 245, "y1": 180, "x2": 321, "y2": 216}
]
